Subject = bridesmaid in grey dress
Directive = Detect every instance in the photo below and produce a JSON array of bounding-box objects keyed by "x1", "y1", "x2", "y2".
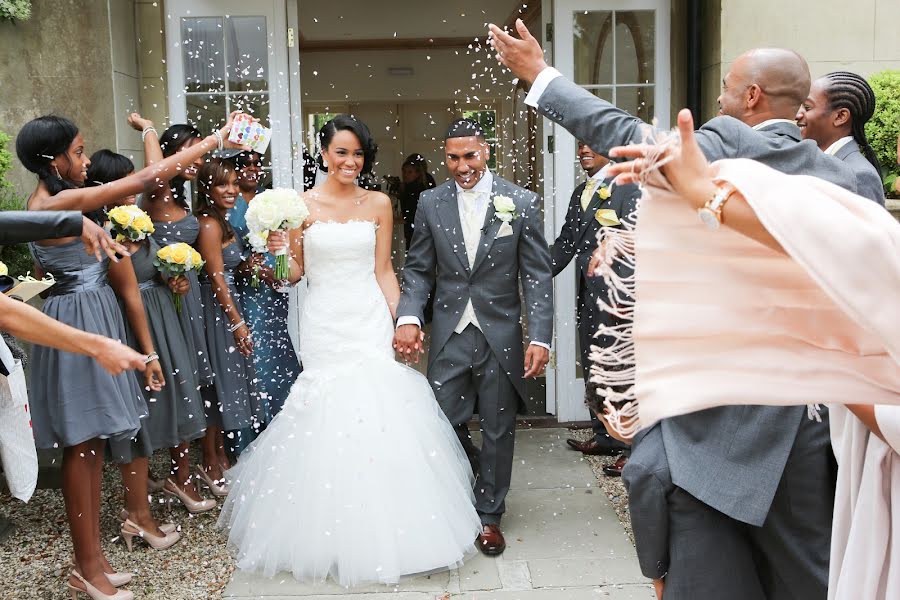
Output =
[
  {"x1": 193, "y1": 157, "x2": 262, "y2": 474},
  {"x1": 17, "y1": 113, "x2": 248, "y2": 600},
  {"x1": 87, "y1": 150, "x2": 215, "y2": 516},
  {"x1": 128, "y1": 113, "x2": 233, "y2": 500}
]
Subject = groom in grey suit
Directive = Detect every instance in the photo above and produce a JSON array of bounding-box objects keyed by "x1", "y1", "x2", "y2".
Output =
[
  {"x1": 491, "y1": 21, "x2": 858, "y2": 600},
  {"x1": 394, "y1": 118, "x2": 553, "y2": 556}
]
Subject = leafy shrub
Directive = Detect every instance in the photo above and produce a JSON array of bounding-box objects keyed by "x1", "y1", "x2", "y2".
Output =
[
  {"x1": 865, "y1": 70, "x2": 900, "y2": 198},
  {"x1": 0, "y1": 0, "x2": 32, "y2": 22},
  {"x1": 0, "y1": 129, "x2": 34, "y2": 276}
]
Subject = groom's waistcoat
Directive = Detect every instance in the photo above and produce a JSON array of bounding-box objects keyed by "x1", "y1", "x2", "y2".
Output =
[{"x1": 397, "y1": 175, "x2": 553, "y2": 403}]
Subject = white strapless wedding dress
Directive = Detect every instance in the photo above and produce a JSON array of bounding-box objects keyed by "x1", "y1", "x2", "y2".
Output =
[{"x1": 218, "y1": 220, "x2": 480, "y2": 587}]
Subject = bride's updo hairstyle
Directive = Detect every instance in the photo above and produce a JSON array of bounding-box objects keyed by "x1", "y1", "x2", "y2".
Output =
[
  {"x1": 15, "y1": 115, "x2": 81, "y2": 196},
  {"x1": 318, "y1": 114, "x2": 378, "y2": 175}
]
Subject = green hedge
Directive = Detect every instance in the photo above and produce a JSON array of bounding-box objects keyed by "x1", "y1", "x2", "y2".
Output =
[
  {"x1": 0, "y1": 129, "x2": 34, "y2": 276},
  {"x1": 865, "y1": 70, "x2": 900, "y2": 197},
  {"x1": 0, "y1": 0, "x2": 32, "y2": 22}
]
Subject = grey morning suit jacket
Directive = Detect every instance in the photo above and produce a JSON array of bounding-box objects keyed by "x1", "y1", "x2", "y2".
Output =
[
  {"x1": 536, "y1": 76, "x2": 858, "y2": 526},
  {"x1": 834, "y1": 139, "x2": 885, "y2": 206},
  {"x1": 0, "y1": 210, "x2": 83, "y2": 245},
  {"x1": 397, "y1": 175, "x2": 554, "y2": 406}
]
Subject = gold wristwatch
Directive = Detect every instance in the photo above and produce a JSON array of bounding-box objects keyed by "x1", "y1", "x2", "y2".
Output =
[{"x1": 698, "y1": 182, "x2": 737, "y2": 230}]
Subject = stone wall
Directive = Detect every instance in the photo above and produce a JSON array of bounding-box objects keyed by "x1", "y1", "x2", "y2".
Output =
[{"x1": 0, "y1": 0, "x2": 117, "y2": 197}]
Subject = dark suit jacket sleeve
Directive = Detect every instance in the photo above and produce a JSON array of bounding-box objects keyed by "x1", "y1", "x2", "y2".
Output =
[
  {"x1": 518, "y1": 193, "x2": 554, "y2": 346},
  {"x1": 0, "y1": 211, "x2": 83, "y2": 245},
  {"x1": 622, "y1": 458, "x2": 671, "y2": 580},
  {"x1": 550, "y1": 188, "x2": 581, "y2": 277},
  {"x1": 396, "y1": 193, "x2": 437, "y2": 323}
]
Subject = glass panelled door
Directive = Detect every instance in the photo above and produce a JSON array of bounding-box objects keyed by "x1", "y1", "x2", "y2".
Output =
[
  {"x1": 165, "y1": 0, "x2": 292, "y2": 186},
  {"x1": 551, "y1": 0, "x2": 670, "y2": 422}
]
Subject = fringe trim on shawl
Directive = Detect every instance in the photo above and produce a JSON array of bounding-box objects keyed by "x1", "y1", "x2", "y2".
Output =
[{"x1": 586, "y1": 124, "x2": 678, "y2": 438}]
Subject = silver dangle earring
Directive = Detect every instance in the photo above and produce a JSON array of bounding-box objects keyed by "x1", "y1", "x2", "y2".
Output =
[{"x1": 54, "y1": 166, "x2": 62, "y2": 179}]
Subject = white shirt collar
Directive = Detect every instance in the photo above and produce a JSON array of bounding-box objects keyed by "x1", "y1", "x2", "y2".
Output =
[
  {"x1": 751, "y1": 118, "x2": 796, "y2": 131},
  {"x1": 588, "y1": 164, "x2": 611, "y2": 182},
  {"x1": 824, "y1": 136, "x2": 854, "y2": 156},
  {"x1": 455, "y1": 168, "x2": 493, "y2": 197}
]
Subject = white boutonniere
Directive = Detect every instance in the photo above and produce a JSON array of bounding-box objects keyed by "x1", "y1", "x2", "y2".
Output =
[{"x1": 492, "y1": 195, "x2": 517, "y2": 223}]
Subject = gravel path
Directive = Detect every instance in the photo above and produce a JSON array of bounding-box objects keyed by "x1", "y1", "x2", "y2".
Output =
[
  {"x1": 569, "y1": 427, "x2": 634, "y2": 546},
  {"x1": 0, "y1": 449, "x2": 234, "y2": 600}
]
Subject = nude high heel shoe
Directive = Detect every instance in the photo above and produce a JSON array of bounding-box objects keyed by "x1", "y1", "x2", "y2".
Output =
[
  {"x1": 68, "y1": 562, "x2": 133, "y2": 587},
  {"x1": 163, "y1": 479, "x2": 217, "y2": 514},
  {"x1": 117, "y1": 509, "x2": 177, "y2": 534},
  {"x1": 195, "y1": 466, "x2": 229, "y2": 498},
  {"x1": 120, "y1": 519, "x2": 181, "y2": 552},
  {"x1": 67, "y1": 570, "x2": 134, "y2": 600}
]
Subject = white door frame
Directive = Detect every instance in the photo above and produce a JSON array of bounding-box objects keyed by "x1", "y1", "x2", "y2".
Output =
[
  {"x1": 551, "y1": 0, "x2": 670, "y2": 422},
  {"x1": 164, "y1": 0, "x2": 294, "y2": 187}
]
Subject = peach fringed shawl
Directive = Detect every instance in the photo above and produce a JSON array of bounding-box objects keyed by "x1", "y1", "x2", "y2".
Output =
[{"x1": 592, "y1": 157, "x2": 900, "y2": 435}]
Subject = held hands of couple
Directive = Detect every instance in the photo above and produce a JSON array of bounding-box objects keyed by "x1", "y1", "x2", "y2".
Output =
[
  {"x1": 487, "y1": 19, "x2": 547, "y2": 86},
  {"x1": 393, "y1": 324, "x2": 425, "y2": 363}
]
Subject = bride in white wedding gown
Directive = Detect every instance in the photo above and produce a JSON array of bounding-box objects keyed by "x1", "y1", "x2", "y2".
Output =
[{"x1": 217, "y1": 115, "x2": 481, "y2": 586}]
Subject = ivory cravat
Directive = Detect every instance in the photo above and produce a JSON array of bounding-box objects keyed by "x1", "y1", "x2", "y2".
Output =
[
  {"x1": 456, "y1": 189, "x2": 485, "y2": 333},
  {"x1": 580, "y1": 179, "x2": 600, "y2": 211}
]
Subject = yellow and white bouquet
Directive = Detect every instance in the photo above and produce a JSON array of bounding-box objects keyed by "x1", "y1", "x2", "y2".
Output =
[
  {"x1": 107, "y1": 205, "x2": 155, "y2": 242},
  {"x1": 0, "y1": 261, "x2": 7, "y2": 276},
  {"x1": 245, "y1": 188, "x2": 309, "y2": 281},
  {"x1": 154, "y1": 242, "x2": 204, "y2": 313}
]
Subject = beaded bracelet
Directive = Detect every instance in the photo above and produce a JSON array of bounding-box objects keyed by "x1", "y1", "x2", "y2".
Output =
[
  {"x1": 144, "y1": 352, "x2": 159, "y2": 364},
  {"x1": 141, "y1": 127, "x2": 158, "y2": 142},
  {"x1": 213, "y1": 130, "x2": 224, "y2": 151},
  {"x1": 228, "y1": 320, "x2": 245, "y2": 333}
]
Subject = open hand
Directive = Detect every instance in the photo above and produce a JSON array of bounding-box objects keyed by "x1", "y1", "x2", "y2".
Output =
[
  {"x1": 393, "y1": 324, "x2": 425, "y2": 363},
  {"x1": 488, "y1": 19, "x2": 548, "y2": 86},
  {"x1": 81, "y1": 217, "x2": 130, "y2": 262},
  {"x1": 90, "y1": 336, "x2": 147, "y2": 375},
  {"x1": 523, "y1": 344, "x2": 549, "y2": 378},
  {"x1": 607, "y1": 108, "x2": 716, "y2": 209}
]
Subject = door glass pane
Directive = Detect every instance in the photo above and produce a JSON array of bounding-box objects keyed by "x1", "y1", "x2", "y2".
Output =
[
  {"x1": 182, "y1": 17, "x2": 225, "y2": 93},
  {"x1": 617, "y1": 86, "x2": 655, "y2": 123},
  {"x1": 185, "y1": 93, "x2": 227, "y2": 135},
  {"x1": 573, "y1": 11, "x2": 612, "y2": 86},
  {"x1": 461, "y1": 109, "x2": 498, "y2": 171},
  {"x1": 615, "y1": 11, "x2": 655, "y2": 84},
  {"x1": 226, "y1": 16, "x2": 269, "y2": 93}
]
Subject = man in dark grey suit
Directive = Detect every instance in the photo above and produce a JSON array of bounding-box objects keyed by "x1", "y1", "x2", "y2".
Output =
[
  {"x1": 553, "y1": 142, "x2": 637, "y2": 461},
  {"x1": 394, "y1": 118, "x2": 553, "y2": 556},
  {"x1": 490, "y1": 20, "x2": 858, "y2": 599}
]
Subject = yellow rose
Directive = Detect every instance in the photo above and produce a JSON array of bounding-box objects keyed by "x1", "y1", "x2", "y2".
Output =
[
  {"x1": 190, "y1": 249, "x2": 203, "y2": 265},
  {"x1": 169, "y1": 243, "x2": 190, "y2": 265},
  {"x1": 133, "y1": 215, "x2": 154, "y2": 233},
  {"x1": 595, "y1": 208, "x2": 621, "y2": 226},
  {"x1": 108, "y1": 207, "x2": 132, "y2": 227},
  {"x1": 157, "y1": 245, "x2": 172, "y2": 261},
  {"x1": 0, "y1": 261, "x2": 7, "y2": 276},
  {"x1": 598, "y1": 185, "x2": 612, "y2": 200}
]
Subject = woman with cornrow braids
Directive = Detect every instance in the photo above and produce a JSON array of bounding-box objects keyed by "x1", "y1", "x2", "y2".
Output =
[{"x1": 796, "y1": 71, "x2": 886, "y2": 205}]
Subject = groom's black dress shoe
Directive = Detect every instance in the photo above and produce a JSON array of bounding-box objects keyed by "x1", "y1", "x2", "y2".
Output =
[
  {"x1": 566, "y1": 436, "x2": 628, "y2": 456},
  {"x1": 477, "y1": 524, "x2": 506, "y2": 556}
]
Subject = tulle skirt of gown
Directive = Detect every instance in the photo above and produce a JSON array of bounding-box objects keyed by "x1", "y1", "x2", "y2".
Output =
[{"x1": 218, "y1": 220, "x2": 480, "y2": 586}]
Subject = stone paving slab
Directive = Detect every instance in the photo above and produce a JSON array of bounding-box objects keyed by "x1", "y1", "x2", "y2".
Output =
[{"x1": 224, "y1": 428, "x2": 650, "y2": 599}]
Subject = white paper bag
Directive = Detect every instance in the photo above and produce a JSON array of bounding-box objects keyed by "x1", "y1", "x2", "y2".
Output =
[{"x1": 0, "y1": 360, "x2": 38, "y2": 502}]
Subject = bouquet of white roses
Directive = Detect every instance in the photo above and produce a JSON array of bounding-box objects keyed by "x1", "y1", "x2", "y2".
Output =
[
  {"x1": 244, "y1": 188, "x2": 309, "y2": 281},
  {"x1": 154, "y1": 242, "x2": 205, "y2": 313},
  {"x1": 107, "y1": 205, "x2": 155, "y2": 242}
]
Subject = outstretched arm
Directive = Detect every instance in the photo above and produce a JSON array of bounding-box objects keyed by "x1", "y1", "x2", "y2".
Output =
[
  {"x1": 0, "y1": 293, "x2": 146, "y2": 375},
  {"x1": 32, "y1": 113, "x2": 251, "y2": 213}
]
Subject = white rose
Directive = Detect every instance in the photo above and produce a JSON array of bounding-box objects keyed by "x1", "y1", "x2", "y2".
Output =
[
  {"x1": 493, "y1": 195, "x2": 516, "y2": 213},
  {"x1": 251, "y1": 200, "x2": 282, "y2": 231},
  {"x1": 247, "y1": 230, "x2": 269, "y2": 253}
]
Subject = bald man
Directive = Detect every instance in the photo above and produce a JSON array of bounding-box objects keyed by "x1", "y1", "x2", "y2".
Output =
[{"x1": 490, "y1": 21, "x2": 857, "y2": 600}]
